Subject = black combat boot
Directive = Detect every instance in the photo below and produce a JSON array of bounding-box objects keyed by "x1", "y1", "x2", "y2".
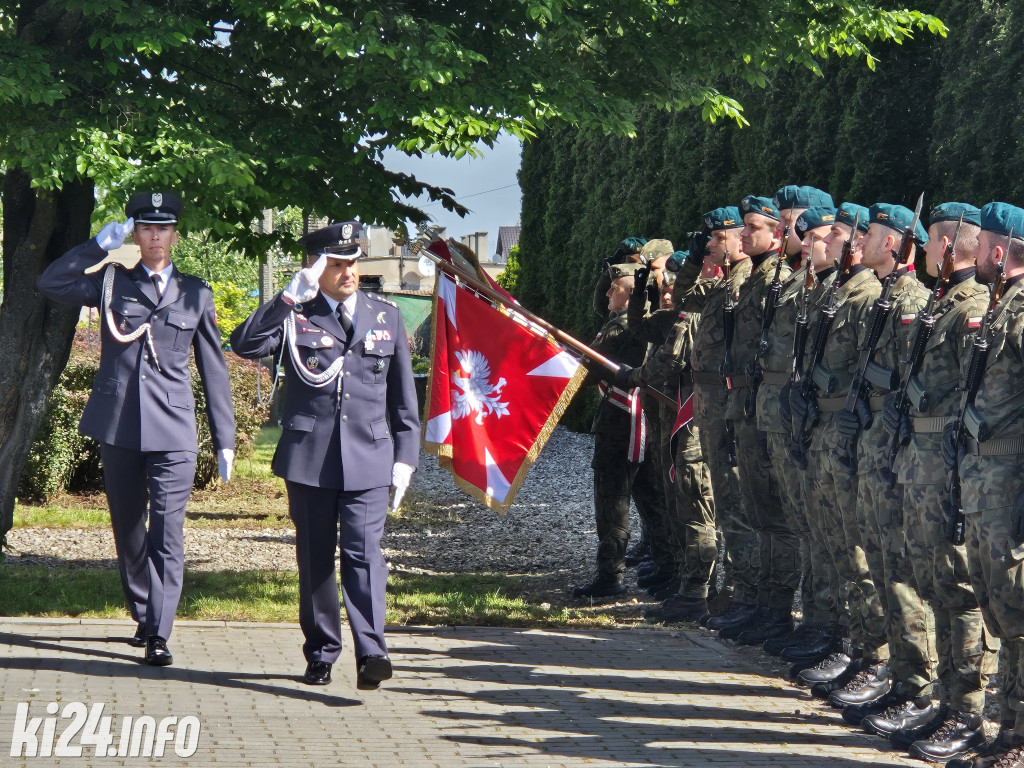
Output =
[
  {"x1": 637, "y1": 566, "x2": 674, "y2": 590},
  {"x1": 764, "y1": 623, "x2": 819, "y2": 656},
  {"x1": 649, "y1": 577, "x2": 682, "y2": 600},
  {"x1": 861, "y1": 695, "x2": 934, "y2": 738},
  {"x1": 908, "y1": 710, "x2": 987, "y2": 762},
  {"x1": 624, "y1": 539, "x2": 650, "y2": 568},
  {"x1": 572, "y1": 573, "x2": 626, "y2": 599},
  {"x1": 944, "y1": 729, "x2": 1017, "y2": 768},
  {"x1": 889, "y1": 703, "x2": 949, "y2": 749},
  {"x1": 780, "y1": 624, "x2": 837, "y2": 663},
  {"x1": 797, "y1": 650, "x2": 853, "y2": 688},
  {"x1": 644, "y1": 595, "x2": 709, "y2": 624},
  {"x1": 717, "y1": 605, "x2": 767, "y2": 640},
  {"x1": 736, "y1": 608, "x2": 793, "y2": 646}
]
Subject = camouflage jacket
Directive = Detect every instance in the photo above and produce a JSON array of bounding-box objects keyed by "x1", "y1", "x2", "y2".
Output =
[
  {"x1": 755, "y1": 265, "x2": 837, "y2": 432},
  {"x1": 858, "y1": 270, "x2": 929, "y2": 472},
  {"x1": 958, "y1": 278, "x2": 1024, "y2": 513},
  {"x1": 895, "y1": 274, "x2": 989, "y2": 486},
  {"x1": 690, "y1": 258, "x2": 753, "y2": 426},
  {"x1": 727, "y1": 251, "x2": 792, "y2": 430},
  {"x1": 809, "y1": 266, "x2": 881, "y2": 453},
  {"x1": 588, "y1": 308, "x2": 648, "y2": 436}
]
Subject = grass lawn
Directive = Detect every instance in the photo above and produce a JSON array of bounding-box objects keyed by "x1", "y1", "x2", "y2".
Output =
[{"x1": 6, "y1": 426, "x2": 613, "y2": 629}]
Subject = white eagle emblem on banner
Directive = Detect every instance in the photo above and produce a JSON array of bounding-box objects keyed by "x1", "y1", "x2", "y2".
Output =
[{"x1": 452, "y1": 349, "x2": 509, "y2": 425}]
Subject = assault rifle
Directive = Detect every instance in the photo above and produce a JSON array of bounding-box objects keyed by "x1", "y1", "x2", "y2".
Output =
[
  {"x1": 790, "y1": 238, "x2": 818, "y2": 382},
  {"x1": 943, "y1": 234, "x2": 1010, "y2": 545},
  {"x1": 744, "y1": 226, "x2": 791, "y2": 418},
  {"x1": 788, "y1": 217, "x2": 858, "y2": 470},
  {"x1": 720, "y1": 255, "x2": 737, "y2": 389},
  {"x1": 834, "y1": 193, "x2": 924, "y2": 474},
  {"x1": 882, "y1": 214, "x2": 962, "y2": 482}
]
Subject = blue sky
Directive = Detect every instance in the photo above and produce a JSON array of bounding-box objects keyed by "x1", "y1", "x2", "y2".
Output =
[{"x1": 381, "y1": 133, "x2": 523, "y2": 259}]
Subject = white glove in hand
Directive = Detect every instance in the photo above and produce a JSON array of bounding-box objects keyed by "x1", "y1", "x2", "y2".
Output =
[
  {"x1": 390, "y1": 461, "x2": 415, "y2": 511},
  {"x1": 95, "y1": 218, "x2": 134, "y2": 252},
  {"x1": 218, "y1": 448, "x2": 235, "y2": 483},
  {"x1": 283, "y1": 254, "x2": 328, "y2": 304}
]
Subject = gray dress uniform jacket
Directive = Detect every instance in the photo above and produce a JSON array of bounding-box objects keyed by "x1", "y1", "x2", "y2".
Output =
[
  {"x1": 229, "y1": 291, "x2": 420, "y2": 489},
  {"x1": 36, "y1": 239, "x2": 235, "y2": 453}
]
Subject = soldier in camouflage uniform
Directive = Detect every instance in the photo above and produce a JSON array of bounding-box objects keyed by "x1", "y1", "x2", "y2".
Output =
[
  {"x1": 718, "y1": 194, "x2": 800, "y2": 645},
  {"x1": 774, "y1": 184, "x2": 833, "y2": 269},
  {"x1": 939, "y1": 203, "x2": 1024, "y2": 768},
  {"x1": 618, "y1": 245, "x2": 720, "y2": 623},
  {"x1": 789, "y1": 204, "x2": 893, "y2": 712},
  {"x1": 826, "y1": 203, "x2": 937, "y2": 735},
  {"x1": 687, "y1": 207, "x2": 762, "y2": 634},
  {"x1": 573, "y1": 263, "x2": 652, "y2": 599},
  {"x1": 876, "y1": 203, "x2": 998, "y2": 763},
  {"x1": 756, "y1": 204, "x2": 848, "y2": 664}
]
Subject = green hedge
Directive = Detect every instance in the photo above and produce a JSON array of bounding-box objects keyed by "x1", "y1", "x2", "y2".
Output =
[{"x1": 18, "y1": 329, "x2": 271, "y2": 501}]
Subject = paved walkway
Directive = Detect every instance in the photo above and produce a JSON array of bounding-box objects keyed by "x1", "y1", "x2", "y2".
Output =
[{"x1": 0, "y1": 619, "x2": 919, "y2": 768}]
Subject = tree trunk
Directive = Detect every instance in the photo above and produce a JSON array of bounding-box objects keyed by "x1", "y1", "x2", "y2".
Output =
[{"x1": 0, "y1": 169, "x2": 95, "y2": 545}]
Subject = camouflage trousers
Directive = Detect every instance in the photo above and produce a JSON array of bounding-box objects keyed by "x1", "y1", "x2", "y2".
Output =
[
  {"x1": 858, "y1": 468, "x2": 934, "y2": 698},
  {"x1": 799, "y1": 452, "x2": 848, "y2": 634},
  {"x1": 591, "y1": 434, "x2": 639, "y2": 576},
  {"x1": 803, "y1": 446, "x2": 887, "y2": 658},
  {"x1": 766, "y1": 431, "x2": 835, "y2": 626},
  {"x1": 994, "y1": 640, "x2": 1024, "y2": 738},
  {"x1": 637, "y1": 408, "x2": 680, "y2": 574},
  {"x1": 905, "y1": 481, "x2": 995, "y2": 714},
  {"x1": 670, "y1": 420, "x2": 717, "y2": 598},
  {"x1": 734, "y1": 418, "x2": 799, "y2": 611},
  {"x1": 697, "y1": 417, "x2": 758, "y2": 605}
]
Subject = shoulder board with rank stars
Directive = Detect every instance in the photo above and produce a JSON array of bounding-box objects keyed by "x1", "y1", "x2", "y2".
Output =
[{"x1": 368, "y1": 293, "x2": 397, "y2": 307}]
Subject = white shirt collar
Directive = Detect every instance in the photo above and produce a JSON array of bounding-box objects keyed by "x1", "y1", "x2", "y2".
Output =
[
  {"x1": 322, "y1": 292, "x2": 358, "y2": 318},
  {"x1": 141, "y1": 263, "x2": 173, "y2": 280}
]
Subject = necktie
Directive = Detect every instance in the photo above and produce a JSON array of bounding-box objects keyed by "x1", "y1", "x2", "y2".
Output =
[
  {"x1": 337, "y1": 305, "x2": 353, "y2": 341},
  {"x1": 150, "y1": 274, "x2": 163, "y2": 301}
]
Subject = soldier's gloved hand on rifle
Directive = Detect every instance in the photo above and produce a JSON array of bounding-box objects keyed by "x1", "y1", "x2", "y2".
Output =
[
  {"x1": 882, "y1": 392, "x2": 912, "y2": 448},
  {"x1": 941, "y1": 420, "x2": 961, "y2": 471},
  {"x1": 612, "y1": 363, "x2": 637, "y2": 390},
  {"x1": 789, "y1": 386, "x2": 818, "y2": 436},
  {"x1": 833, "y1": 408, "x2": 861, "y2": 439},
  {"x1": 778, "y1": 382, "x2": 793, "y2": 432},
  {"x1": 627, "y1": 266, "x2": 650, "y2": 326}
]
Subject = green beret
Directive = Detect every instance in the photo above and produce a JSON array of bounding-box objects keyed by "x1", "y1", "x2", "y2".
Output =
[
  {"x1": 794, "y1": 206, "x2": 837, "y2": 239},
  {"x1": 740, "y1": 195, "x2": 781, "y2": 221},
  {"x1": 666, "y1": 250, "x2": 688, "y2": 272},
  {"x1": 607, "y1": 262, "x2": 646, "y2": 280},
  {"x1": 930, "y1": 202, "x2": 981, "y2": 228},
  {"x1": 836, "y1": 203, "x2": 870, "y2": 233},
  {"x1": 610, "y1": 236, "x2": 648, "y2": 261},
  {"x1": 703, "y1": 206, "x2": 743, "y2": 231},
  {"x1": 869, "y1": 203, "x2": 929, "y2": 244},
  {"x1": 979, "y1": 202, "x2": 1024, "y2": 240},
  {"x1": 773, "y1": 185, "x2": 835, "y2": 211}
]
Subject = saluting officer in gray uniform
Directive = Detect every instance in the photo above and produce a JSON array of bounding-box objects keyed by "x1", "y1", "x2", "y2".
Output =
[
  {"x1": 230, "y1": 221, "x2": 420, "y2": 690},
  {"x1": 37, "y1": 192, "x2": 236, "y2": 666}
]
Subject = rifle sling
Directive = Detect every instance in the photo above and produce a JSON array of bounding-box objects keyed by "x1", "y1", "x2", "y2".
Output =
[
  {"x1": 964, "y1": 436, "x2": 1024, "y2": 456},
  {"x1": 911, "y1": 416, "x2": 949, "y2": 433}
]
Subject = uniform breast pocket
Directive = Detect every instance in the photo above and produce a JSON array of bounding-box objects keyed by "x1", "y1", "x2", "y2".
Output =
[
  {"x1": 165, "y1": 311, "x2": 199, "y2": 351},
  {"x1": 362, "y1": 341, "x2": 394, "y2": 384},
  {"x1": 108, "y1": 298, "x2": 148, "y2": 333}
]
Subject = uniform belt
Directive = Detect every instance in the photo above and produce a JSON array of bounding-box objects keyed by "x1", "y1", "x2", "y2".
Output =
[
  {"x1": 760, "y1": 370, "x2": 790, "y2": 386},
  {"x1": 692, "y1": 371, "x2": 723, "y2": 386},
  {"x1": 911, "y1": 416, "x2": 948, "y2": 433},
  {"x1": 964, "y1": 436, "x2": 1024, "y2": 456},
  {"x1": 817, "y1": 395, "x2": 885, "y2": 413}
]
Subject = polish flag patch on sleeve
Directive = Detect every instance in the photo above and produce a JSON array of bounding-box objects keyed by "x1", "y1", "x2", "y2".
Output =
[
  {"x1": 900, "y1": 312, "x2": 916, "y2": 325},
  {"x1": 967, "y1": 316, "x2": 983, "y2": 329}
]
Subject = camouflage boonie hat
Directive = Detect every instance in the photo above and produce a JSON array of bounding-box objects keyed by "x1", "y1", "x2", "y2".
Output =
[
  {"x1": 607, "y1": 262, "x2": 647, "y2": 280},
  {"x1": 639, "y1": 238, "x2": 674, "y2": 263}
]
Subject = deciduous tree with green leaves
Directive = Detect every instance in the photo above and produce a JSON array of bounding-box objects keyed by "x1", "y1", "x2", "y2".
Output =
[{"x1": 0, "y1": 0, "x2": 942, "y2": 544}]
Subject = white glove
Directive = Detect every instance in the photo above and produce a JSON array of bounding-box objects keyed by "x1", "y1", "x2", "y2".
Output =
[
  {"x1": 95, "y1": 218, "x2": 134, "y2": 251},
  {"x1": 218, "y1": 448, "x2": 235, "y2": 483},
  {"x1": 283, "y1": 254, "x2": 328, "y2": 304},
  {"x1": 390, "y1": 462, "x2": 415, "y2": 511}
]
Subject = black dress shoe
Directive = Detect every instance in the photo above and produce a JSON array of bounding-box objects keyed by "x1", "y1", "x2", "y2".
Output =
[
  {"x1": 861, "y1": 697, "x2": 934, "y2": 737},
  {"x1": 129, "y1": 622, "x2": 146, "y2": 648},
  {"x1": 736, "y1": 608, "x2": 793, "y2": 646},
  {"x1": 719, "y1": 605, "x2": 768, "y2": 640},
  {"x1": 889, "y1": 703, "x2": 949, "y2": 749},
  {"x1": 644, "y1": 595, "x2": 708, "y2": 624},
  {"x1": 303, "y1": 660, "x2": 332, "y2": 685},
  {"x1": 145, "y1": 636, "x2": 173, "y2": 667},
  {"x1": 829, "y1": 663, "x2": 891, "y2": 709},
  {"x1": 908, "y1": 710, "x2": 986, "y2": 762},
  {"x1": 705, "y1": 602, "x2": 758, "y2": 632},
  {"x1": 357, "y1": 655, "x2": 393, "y2": 691},
  {"x1": 572, "y1": 574, "x2": 626, "y2": 599}
]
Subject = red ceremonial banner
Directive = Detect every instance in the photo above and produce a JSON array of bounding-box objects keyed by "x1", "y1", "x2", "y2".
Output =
[{"x1": 423, "y1": 273, "x2": 585, "y2": 513}]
